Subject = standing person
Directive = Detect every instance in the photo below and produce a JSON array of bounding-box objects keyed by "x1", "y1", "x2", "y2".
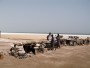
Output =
[
  {"x1": 47, "y1": 32, "x2": 52, "y2": 48},
  {"x1": 56, "y1": 33, "x2": 60, "y2": 48},
  {"x1": 51, "y1": 34, "x2": 55, "y2": 50},
  {"x1": 47, "y1": 32, "x2": 52, "y2": 42},
  {"x1": 86, "y1": 37, "x2": 89, "y2": 45}
]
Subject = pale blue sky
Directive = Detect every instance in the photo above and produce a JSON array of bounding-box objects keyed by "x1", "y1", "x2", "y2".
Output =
[{"x1": 0, "y1": 0, "x2": 90, "y2": 33}]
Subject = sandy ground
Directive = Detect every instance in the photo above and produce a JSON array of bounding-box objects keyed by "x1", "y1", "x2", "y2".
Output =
[
  {"x1": 1, "y1": 34, "x2": 47, "y2": 41},
  {"x1": 0, "y1": 44, "x2": 90, "y2": 68},
  {"x1": 0, "y1": 34, "x2": 90, "y2": 68}
]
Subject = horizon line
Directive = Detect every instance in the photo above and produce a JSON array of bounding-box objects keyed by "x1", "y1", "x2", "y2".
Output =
[{"x1": 1, "y1": 32, "x2": 90, "y2": 35}]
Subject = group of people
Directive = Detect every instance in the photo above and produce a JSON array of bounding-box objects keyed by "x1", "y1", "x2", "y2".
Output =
[{"x1": 47, "y1": 32, "x2": 60, "y2": 50}]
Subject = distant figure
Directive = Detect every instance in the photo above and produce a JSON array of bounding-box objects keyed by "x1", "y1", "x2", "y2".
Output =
[
  {"x1": 0, "y1": 52, "x2": 4, "y2": 60},
  {"x1": 47, "y1": 32, "x2": 52, "y2": 42},
  {"x1": 86, "y1": 37, "x2": 90, "y2": 45},
  {"x1": 51, "y1": 34, "x2": 55, "y2": 50},
  {"x1": 56, "y1": 33, "x2": 60, "y2": 48}
]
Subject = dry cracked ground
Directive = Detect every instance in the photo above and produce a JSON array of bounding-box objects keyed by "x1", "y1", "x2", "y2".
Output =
[{"x1": 0, "y1": 45, "x2": 90, "y2": 68}]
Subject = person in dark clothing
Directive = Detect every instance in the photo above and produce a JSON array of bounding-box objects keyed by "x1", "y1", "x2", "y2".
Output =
[
  {"x1": 47, "y1": 32, "x2": 52, "y2": 50},
  {"x1": 47, "y1": 32, "x2": 52, "y2": 41},
  {"x1": 51, "y1": 34, "x2": 55, "y2": 50},
  {"x1": 86, "y1": 38, "x2": 89, "y2": 45},
  {"x1": 56, "y1": 34, "x2": 60, "y2": 48}
]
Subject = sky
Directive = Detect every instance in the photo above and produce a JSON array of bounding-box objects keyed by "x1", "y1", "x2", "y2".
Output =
[{"x1": 0, "y1": 0, "x2": 90, "y2": 34}]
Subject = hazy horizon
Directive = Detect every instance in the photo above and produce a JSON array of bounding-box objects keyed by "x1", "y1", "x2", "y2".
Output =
[
  {"x1": 0, "y1": 0, "x2": 90, "y2": 33},
  {"x1": 1, "y1": 31, "x2": 90, "y2": 34}
]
